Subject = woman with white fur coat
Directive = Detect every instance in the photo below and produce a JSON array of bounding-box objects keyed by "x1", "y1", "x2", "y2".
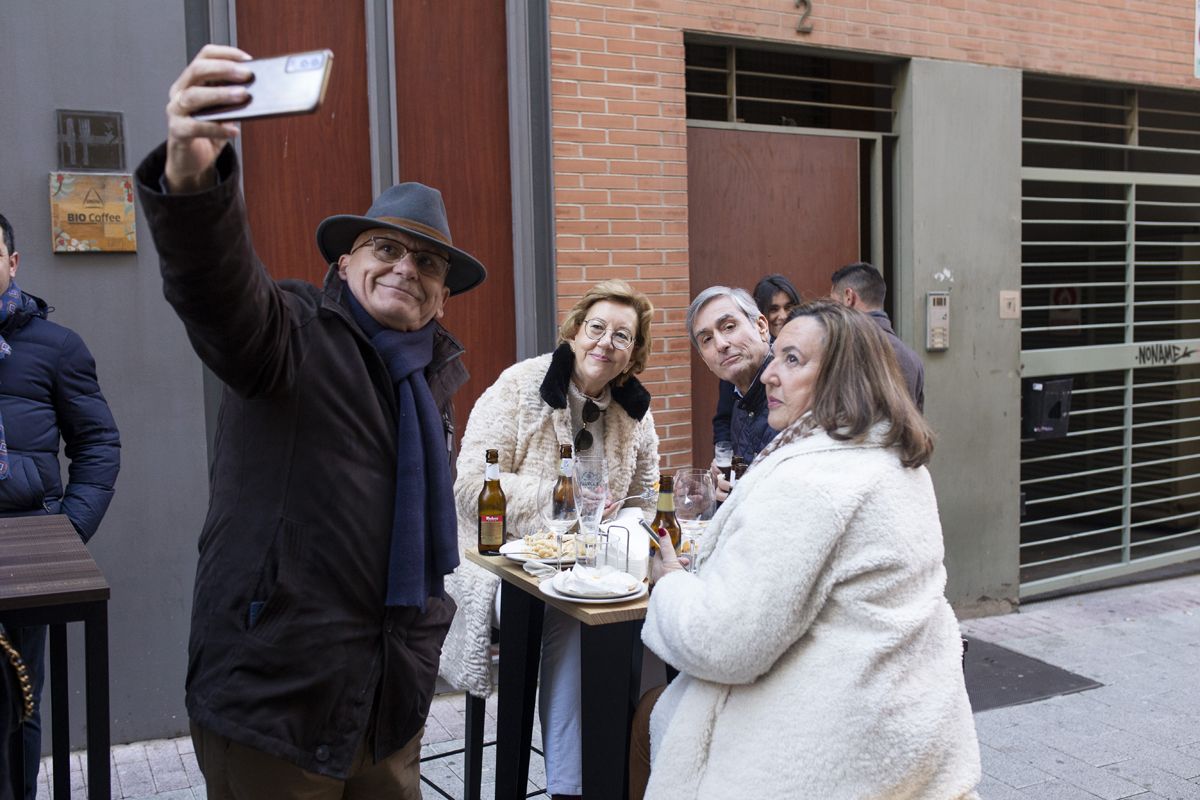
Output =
[
  {"x1": 441, "y1": 279, "x2": 659, "y2": 800},
  {"x1": 632, "y1": 301, "x2": 981, "y2": 800}
]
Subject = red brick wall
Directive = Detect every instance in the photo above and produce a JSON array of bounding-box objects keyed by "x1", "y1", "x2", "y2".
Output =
[{"x1": 549, "y1": 0, "x2": 1198, "y2": 469}]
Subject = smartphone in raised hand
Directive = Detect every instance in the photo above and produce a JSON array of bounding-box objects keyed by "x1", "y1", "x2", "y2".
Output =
[{"x1": 194, "y1": 49, "x2": 333, "y2": 122}]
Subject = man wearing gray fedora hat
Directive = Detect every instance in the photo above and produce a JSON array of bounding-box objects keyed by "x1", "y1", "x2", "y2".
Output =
[{"x1": 134, "y1": 45, "x2": 485, "y2": 798}]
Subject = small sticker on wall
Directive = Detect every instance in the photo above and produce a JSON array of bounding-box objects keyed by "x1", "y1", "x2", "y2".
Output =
[{"x1": 1196, "y1": 0, "x2": 1200, "y2": 78}]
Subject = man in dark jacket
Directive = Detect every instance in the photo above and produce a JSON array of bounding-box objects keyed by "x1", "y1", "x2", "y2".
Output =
[
  {"x1": 830, "y1": 262, "x2": 926, "y2": 411},
  {"x1": 0, "y1": 213, "x2": 120, "y2": 799},
  {"x1": 135, "y1": 45, "x2": 486, "y2": 798},
  {"x1": 687, "y1": 285, "x2": 778, "y2": 501}
]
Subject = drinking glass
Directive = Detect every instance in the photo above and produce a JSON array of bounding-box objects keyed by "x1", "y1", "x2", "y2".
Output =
[
  {"x1": 572, "y1": 455, "x2": 609, "y2": 567},
  {"x1": 674, "y1": 468, "x2": 715, "y2": 573},
  {"x1": 713, "y1": 441, "x2": 734, "y2": 481},
  {"x1": 538, "y1": 475, "x2": 577, "y2": 571}
]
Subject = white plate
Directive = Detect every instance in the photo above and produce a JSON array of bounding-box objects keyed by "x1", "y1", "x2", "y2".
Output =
[
  {"x1": 499, "y1": 539, "x2": 575, "y2": 566},
  {"x1": 539, "y1": 575, "x2": 648, "y2": 605},
  {"x1": 551, "y1": 569, "x2": 641, "y2": 600}
]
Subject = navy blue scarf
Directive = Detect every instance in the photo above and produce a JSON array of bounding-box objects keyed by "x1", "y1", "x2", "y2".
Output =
[
  {"x1": 346, "y1": 293, "x2": 459, "y2": 610},
  {"x1": 0, "y1": 283, "x2": 39, "y2": 481}
]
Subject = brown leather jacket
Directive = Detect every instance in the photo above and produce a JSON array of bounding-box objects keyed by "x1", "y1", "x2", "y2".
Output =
[{"x1": 135, "y1": 144, "x2": 465, "y2": 778}]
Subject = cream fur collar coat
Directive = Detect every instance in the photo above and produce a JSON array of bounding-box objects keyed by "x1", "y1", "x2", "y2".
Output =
[
  {"x1": 439, "y1": 350, "x2": 659, "y2": 697},
  {"x1": 642, "y1": 426, "x2": 981, "y2": 800}
]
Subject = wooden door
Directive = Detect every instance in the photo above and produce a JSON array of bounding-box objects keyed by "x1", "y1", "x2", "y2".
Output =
[
  {"x1": 686, "y1": 127, "x2": 860, "y2": 465},
  {"x1": 235, "y1": 1, "x2": 374, "y2": 286},
  {"x1": 234, "y1": 1, "x2": 516, "y2": 447},
  {"x1": 393, "y1": 0, "x2": 516, "y2": 444}
]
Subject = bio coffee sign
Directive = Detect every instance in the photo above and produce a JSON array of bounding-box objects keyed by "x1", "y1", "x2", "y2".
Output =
[{"x1": 49, "y1": 172, "x2": 137, "y2": 253}]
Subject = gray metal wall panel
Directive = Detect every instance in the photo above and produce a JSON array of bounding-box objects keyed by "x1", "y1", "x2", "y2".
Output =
[
  {"x1": 894, "y1": 59, "x2": 1023, "y2": 616},
  {"x1": 1, "y1": 2, "x2": 209, "y2": 746}
]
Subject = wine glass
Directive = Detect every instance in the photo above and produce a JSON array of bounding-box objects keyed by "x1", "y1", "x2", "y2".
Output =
[
  {"x1": 538, "y1": 474, "x2": 576, "y2": 572},
  {"x1": 674, "y1": 468, "x2": 715, "y2": 573},
  {"x1": 572, "y1": 455, "x2": 610, "y2": 567}
]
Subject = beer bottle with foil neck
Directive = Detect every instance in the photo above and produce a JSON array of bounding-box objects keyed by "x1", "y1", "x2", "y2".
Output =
[
  {"x1": 552, "y1": 443, "x2": 575, "y2": 518},
  {"x1": 651, "y1": 474, "x2": 682, "y2": 552},
  {"x1": 478, "y1": 449, "x2": 506, "y2": 555}
]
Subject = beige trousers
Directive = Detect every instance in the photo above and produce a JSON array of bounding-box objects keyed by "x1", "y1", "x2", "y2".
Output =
[{"x1": 191, "y1": 722, "x2": 423, "y2": 800}]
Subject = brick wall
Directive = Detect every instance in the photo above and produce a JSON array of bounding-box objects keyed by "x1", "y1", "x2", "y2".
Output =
[{"x1": 548, "y1": 0, "x2": 1199, "y2": 469}]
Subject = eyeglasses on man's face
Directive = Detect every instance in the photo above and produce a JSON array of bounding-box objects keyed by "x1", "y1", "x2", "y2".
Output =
[
  {"x1": 581, "y1": 318, "x2": 634, "y2": 351},
  {"x1": 351, "y1": 236, "x2": 450, "y2": 280}
]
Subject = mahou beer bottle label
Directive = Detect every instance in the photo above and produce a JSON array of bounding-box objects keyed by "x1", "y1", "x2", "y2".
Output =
[{"x1": 479, "y1": 514, "x2": 505, "y2": 546}]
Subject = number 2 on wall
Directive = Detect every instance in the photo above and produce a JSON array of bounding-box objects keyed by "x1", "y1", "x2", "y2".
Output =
[{"x1": 795, "y1": 0, "x2": 814, "y2": 33}]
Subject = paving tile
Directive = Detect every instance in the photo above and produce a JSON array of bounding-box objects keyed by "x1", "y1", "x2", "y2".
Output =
[
  {"x1": 1102, "y1": 736, "x2": 1200, "y2": 781},
  {"x1": 1013, "y1": 779, "x2": 1110, "y2": 799},
  {"x1": 976, "y1": 774, "x2": 1040, "y2": 800},
  {"x1": 116, "y1": 760, "x2": 159, "y2": 798},
  {"x1": 126, "y1": 791, "x2": 195, "y2": 800},
  {"x1": 998, "y1": 741, "x2": 1150, "y2": 799},
  {"x1": 980, "y1": 743, "x2": 1058, "y2": 790},
  {"x1": 111, "y1": 742, "x2": 149, "y2": 765},
  {"x1": 1105, "y1": 759, "x2": 1200, "y2": 800}
]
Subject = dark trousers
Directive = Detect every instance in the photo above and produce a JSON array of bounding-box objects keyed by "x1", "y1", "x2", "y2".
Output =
[
  {"x1": 16, "y1": 626, "x2": 45, "y2": 800},
  {"x1": 1, "y1": 628, "x2": 19, "y2": 800}
]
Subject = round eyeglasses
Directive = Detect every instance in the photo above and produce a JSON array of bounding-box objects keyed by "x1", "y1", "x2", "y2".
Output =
[
  {"x1": 581, "y1": 318, "x2": 634, "y2": 351},
  {"x1": 351, "y1": 236, "x2": 450, "y2": 279}
]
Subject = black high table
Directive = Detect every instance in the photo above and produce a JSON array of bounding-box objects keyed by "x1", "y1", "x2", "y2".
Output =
[
  {"x1": 464, "y1": 549, "x2": 647, "y2": 800},
  {"x1": 0, "y1": 515, "x2": 110, "y2": 800}
]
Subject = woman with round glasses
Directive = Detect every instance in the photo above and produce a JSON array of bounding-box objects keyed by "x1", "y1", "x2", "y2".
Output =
[{"x1": 441, "y1": 279, "x2": 660, "y2": 799}]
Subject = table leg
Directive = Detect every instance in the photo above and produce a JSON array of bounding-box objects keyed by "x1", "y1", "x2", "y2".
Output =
[
  {"x1": 84, "y1": 604, "x2": 110, "y2": 800},
  {"x1": 463, "y1": 692, "x2": 486, "y2": 800},
  {"x1": 493, "y1": 583, "x2": 544, "y2": 800},
  {"x1": 580, "y1": 620, "x2": 643, "y2": 800},
  {"x1": 50, "y1": 624, "x2": 69, "y2": 800}
]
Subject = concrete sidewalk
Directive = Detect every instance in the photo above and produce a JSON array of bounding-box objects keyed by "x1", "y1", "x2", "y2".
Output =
[{"x1": 31, "y1": 571, "x2": 1200, "y2": 799}]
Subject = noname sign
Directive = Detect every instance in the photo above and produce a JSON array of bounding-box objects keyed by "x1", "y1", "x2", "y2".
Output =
[{"x1": 49, "y1": 172, "x2": 137, "y2": 253}]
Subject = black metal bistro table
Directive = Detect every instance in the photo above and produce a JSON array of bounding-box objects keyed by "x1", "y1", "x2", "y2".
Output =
[
  {"x1": 0, "y1": 515, "x2": 110, "y2": 800},
  {"x1": 464, "y1": 550, "x2": 648, "y2": 800}
]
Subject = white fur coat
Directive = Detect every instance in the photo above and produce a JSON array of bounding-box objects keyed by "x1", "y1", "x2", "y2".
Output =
[
  {"x1": 438, "y1": 351, "x2": 659, "y2": 697},
  {"x1": 642, "y1": 427, "x2": 981, "y2": 800}
]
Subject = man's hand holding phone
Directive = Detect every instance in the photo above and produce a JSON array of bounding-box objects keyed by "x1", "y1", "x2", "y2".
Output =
[{"x1": 165, "y1": 44, "x2": 253, "y2": 194}]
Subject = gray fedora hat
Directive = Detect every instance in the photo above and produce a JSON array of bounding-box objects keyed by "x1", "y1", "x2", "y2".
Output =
[{"x1": 316, "y1": 182, "x2": 486, "y2": 296}]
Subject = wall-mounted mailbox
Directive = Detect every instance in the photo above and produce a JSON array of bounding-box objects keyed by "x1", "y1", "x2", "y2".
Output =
[{"x1": 1023, "y1": 377, "x2": 1073, "y2": 439}]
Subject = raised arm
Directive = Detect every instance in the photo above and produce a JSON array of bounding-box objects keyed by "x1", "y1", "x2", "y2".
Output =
[{"x1": 135, "y1": 45, "x2": 302, "y2": 398}]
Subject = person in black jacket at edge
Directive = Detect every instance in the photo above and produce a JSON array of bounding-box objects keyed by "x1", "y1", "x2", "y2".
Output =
[
  {"x1": 135, "y1": 45, "x2": 486, "y2": 799},
  {"x1": 0, "y1": 213, "x2": 120, "y2": 800}
]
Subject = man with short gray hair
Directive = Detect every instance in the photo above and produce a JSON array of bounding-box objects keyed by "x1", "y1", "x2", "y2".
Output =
[{"x1": 688, "y1": 286, "x2": 778, "y2": 498}]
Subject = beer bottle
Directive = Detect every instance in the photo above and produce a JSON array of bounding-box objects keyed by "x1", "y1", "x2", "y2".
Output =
[
  {"x1": 552, "y1": 443, "x2": 575, "y2": 517},
  {"x1": 478, "y1": 449, "x2": 506, "y2": 554},
  {"x1": 651, "y1": 474, "x2": 682, "y2": 551}
]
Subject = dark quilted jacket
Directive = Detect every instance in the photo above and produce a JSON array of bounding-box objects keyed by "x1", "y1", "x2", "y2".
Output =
[{"x1": 0, "y1": 293, "x2": 120, "y2": 541}]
